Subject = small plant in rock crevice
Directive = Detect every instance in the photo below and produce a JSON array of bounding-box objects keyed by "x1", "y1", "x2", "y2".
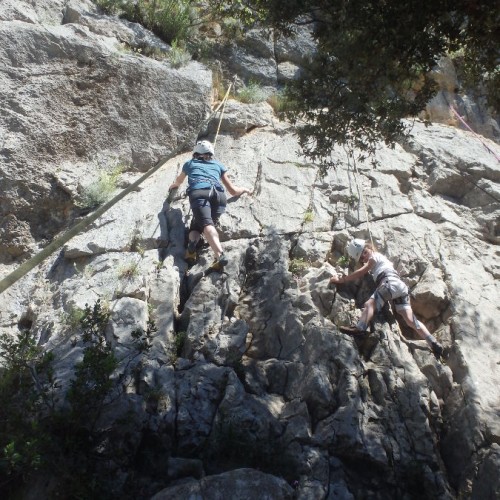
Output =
[
  {"x1": 129, "y1": 237, "x2": 145, "y2": 256},
  {"x1": 303, "y1": 210, "x2": 314, "y2": 223},
  {"x1": 173, "y1": 331, "x2": 187, "y2": 359},
  {"x1": 79, "y1": 165, "x2": 123, "y2": 209},
  {"x1": 119, "y1": 41, "x2": 169, "y2": 60},
  {"x1": 289, "y1": 257, "x2": 310, "y2": 276},
  {"x1": 235, "y1": 81, "x2": 268, "y2": 104},
  {"x1": 267, "y1": 90, "x2": 290, "y2": 114},
  {"x1": 118, "y1": 262, "x2": 140, "y2": 280},
  {"x1": 168, "y1": 40, "x2": 192, "y2": 68},
  {"x1": 144, "y1": 385, "x2": 167, "y2": 413},
  {"x1": 347, "y1": 194, "x2": 359, "y2": 208},
  {"x1": 61, "y1": 305, "x2": 86, "y2": 331},
  {"x1": 337, "y1": 255, "x2": 349, "y2": 267}
]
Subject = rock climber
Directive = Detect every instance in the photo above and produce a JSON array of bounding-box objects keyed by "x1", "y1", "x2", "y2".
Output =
[
  {"x1": 168, "y1": 140, "x2": 250, "y2": 270},
  {"x1": 330, "y1": 238, "x2": 444, "y2": 358}
]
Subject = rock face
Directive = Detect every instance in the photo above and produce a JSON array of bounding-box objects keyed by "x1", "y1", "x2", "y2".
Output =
[
  {"x1": 424, "y1": 57, "x2": 500, "y2": 142},
  {"x1": 0, "y1": 0, "x2": 212, "y2": 263},
  {"x1": 150, "y1": 468, "x2": 294, "y2": 499},
  {"x1": 1, "y1": 2, "x2": 500, "y2": 500}
]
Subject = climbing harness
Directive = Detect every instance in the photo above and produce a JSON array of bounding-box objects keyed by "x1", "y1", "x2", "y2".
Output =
[
  {"x1": 374, "y1": 269, "x2": 400, "y2": 288},
  {"x1": 186, "y1": 174, "x2": 225, "y2": 199},
  {"x1": 374, "y1": 269, "x2": 411, "y2": 311}
]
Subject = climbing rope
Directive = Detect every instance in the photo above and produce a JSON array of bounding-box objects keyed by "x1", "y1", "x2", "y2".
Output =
[
  {"x1": 213, "y1": 80, "x2": 234, "y2": 148},
  {"x1": 178, "y1": 83, "x2": 234, "y2": 247},
  {"x1": 0, "y1": 94, "x2": 233, "y2": 295},
  {"x1": 409, "y1": 132, "x2": 500, "y2": 205},
  {"x1": 346, "y1": 153, "x2": 375, "y2": 249},
  {"x1": 449, "y1": 105, "x2": 500, "y2": 163}
]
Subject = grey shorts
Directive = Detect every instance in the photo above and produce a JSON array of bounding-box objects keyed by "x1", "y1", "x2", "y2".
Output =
[{"x1": 371, "y1": 277, "x2": 411, "y2": 312}]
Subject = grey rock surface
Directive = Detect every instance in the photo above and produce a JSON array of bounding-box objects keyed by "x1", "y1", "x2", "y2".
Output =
[
  {"x1": 151, "y1": 468, "x2": 294, "y2": 499},
  {"x1": 2, "y1": 120, "x2": 498, "y2": 499},
  {"x1": 1, "y1": 2, "x2": 499, "y2": 499},
  {"x1": 0, "y1": 2, "x2": 212, "y2": 263}
]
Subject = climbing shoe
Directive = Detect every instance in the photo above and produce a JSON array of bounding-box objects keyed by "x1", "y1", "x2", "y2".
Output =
[
  {"x1": 208, "y1": 253, "x2": 228, "y2": 273},
  {"x1": 208, "y1": 261, "x2": 223, "y2": 273},
  {"x1": 431, "y1": 341, "x2": 444, "y2": 360},
  {"x1": 339, "y1": 325, "x2": 368, "y2": 336},
  {"x1": 184, "y1": 241, "x2": 197, "y2": 264},
  {"x1": 218, "y1": 253, "x2": 228, "y2": 266},
  {"x1": 184, "y1": 249, "x2": 197, "y2": 263}
]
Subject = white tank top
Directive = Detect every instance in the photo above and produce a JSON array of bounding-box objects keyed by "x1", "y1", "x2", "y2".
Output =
[{"x1": 370, "y1": 252, "x2": 395, "y2": 282}]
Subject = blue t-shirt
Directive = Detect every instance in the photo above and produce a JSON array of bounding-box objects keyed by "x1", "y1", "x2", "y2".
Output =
[{"x1": 182, "y1": 158, "x2": 227, "y2": 191}]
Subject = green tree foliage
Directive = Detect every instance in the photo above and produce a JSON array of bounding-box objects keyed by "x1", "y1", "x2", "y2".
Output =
[
  {"x1": 66, "y1": 301, "x2": 118, "y2": 432},
  {"x1": 0, "y1": 301, "x2": 154, "y2": 498},
  {"x1": 209, "y1": 0, "x2": 500, "y2": 167},
  {"x1": 0, "y1": 330, "x2": 56, "y2": 491}
]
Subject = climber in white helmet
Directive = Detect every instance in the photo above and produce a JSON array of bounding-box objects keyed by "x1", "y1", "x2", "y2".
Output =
[
  {"x1": 169, "y1": 140, "x2": 251, "y2": 270},
  {"x1": 330, "y1": 239, "x2": 444, "y2": 359}
]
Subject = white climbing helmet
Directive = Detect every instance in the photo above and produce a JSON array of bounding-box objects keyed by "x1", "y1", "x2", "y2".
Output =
[
  {"x1": 193, "y1": 140, "x2": 214, "y2": 155},
  {"x1": 346, "y1": 238, "x2": 365, "y2": 261}
]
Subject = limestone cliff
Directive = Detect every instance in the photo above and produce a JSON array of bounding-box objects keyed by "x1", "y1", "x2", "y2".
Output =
[{"x1": 0, "y1": 1, "x2": 499, "y2": 499}]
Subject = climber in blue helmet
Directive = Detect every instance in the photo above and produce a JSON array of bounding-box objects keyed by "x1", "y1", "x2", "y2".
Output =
[
  {"x1": 169, "y1": 140, "x2": 251, "y2": 270},
  {"x1": 330, "y1": 239, "x2": 444, "y2": 359}
]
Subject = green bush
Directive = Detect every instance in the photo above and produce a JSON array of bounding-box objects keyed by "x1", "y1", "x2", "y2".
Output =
[
  {"x1": 167, "y1": 40, "x2": 192, "y2": 68},
  {"x1": 0, "y1": 300, "x2": 154, "y2": 498},
  {"x1": 0, "y1": 330, "x2": 56, "y2": 491},
  {"x1": 80, "y1": 165, "x2": 123, "y2": 209},
  {"x1": 153, "y1": 0, "x2": 195, "y2": 44},
  {"x1": 235, "y1": 81, "x2": 268, "y2": 104},
  {"x1": 66, "y1": 301, "x2": 117, "y2": 428},
  {"x1": 267, "y1": 90, "x2": 290, "y2": 114},
  {"x1": 94, "y1": 0, "x2": 196, "y2": 45}
]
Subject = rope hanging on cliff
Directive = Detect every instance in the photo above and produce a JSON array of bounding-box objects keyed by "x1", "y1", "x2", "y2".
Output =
[
  {"x1": 213, "y1": 80, "x2": 234, "y2": 148},
  {"x1": 346, "y1": 153, "x2": 375, "y2": 248},
  {"x1": 411, "y1": 114, "x2": 500, "y2": 205},
  {"x1": 449, "y1": 105, "x2": 500, "y2": 163},
  {"x1": 174, "y1": 82, "x2": 233, "y2": 226},
  {"x1": 0, "y1": 96, "x2": 232, "y2": 296}
]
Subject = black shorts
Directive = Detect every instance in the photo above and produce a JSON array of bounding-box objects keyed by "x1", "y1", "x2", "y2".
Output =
[{"x1": 188, "y1": 188, "x2": 227, "y2": 233}]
